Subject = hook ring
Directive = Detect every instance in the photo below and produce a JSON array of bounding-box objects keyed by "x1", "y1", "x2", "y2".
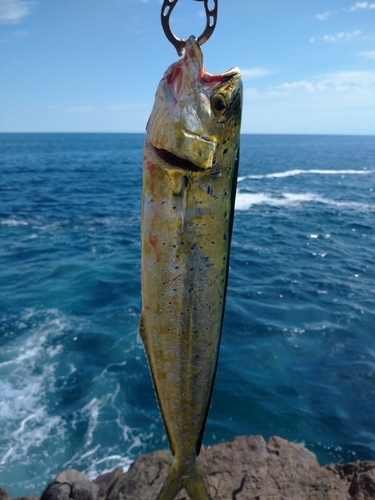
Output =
[{"x1": 161, "y1": 0, "x2": 218, "y2": 56}]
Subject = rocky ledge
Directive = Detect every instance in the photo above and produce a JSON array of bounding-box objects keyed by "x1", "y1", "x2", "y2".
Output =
[{"x1": 2, "y1": 435, "x2": 375, "y2": 500}]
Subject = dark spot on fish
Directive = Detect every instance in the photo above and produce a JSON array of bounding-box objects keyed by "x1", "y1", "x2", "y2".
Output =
[
  {"x1": 210, "y1": 171, "x2": 222, "y2": 180},
  {"x1": 223, "y1": 234, "x2": 227, "y2": 241},
  {"x1": 223, "y1": 149, "x2": 228, "y2": 155},
  {"x1": 173, "y1": 288, "x2": 177, "y2": 292},
  {"x1": 223, "y1": 211, "x2": 227, "y2": 218},
  {"x1": 173, "y1": 245, "x2": 176, "y2": 248}
]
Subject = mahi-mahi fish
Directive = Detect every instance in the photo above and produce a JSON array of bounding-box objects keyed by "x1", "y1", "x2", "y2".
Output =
[{"x1": 140, "y1": 36, "x2": 242, "y2": 500}]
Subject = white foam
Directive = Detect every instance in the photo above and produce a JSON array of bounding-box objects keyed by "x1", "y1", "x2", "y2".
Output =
[
  {"x1": 0, "y1": 309, "x2": 69, "y2": 466},
  {"x1": 81, "y1": 398, "x2": 100, "y2": 447},
  {"x1": 84, "y1": 454, "x2": 133, "y2": 480},
  {"x1": 0, "y1": 219, "x2": 28, "y2": 226},
  {"x1": 238, "y1": 169, "x2": 375, "y2": 181},
  {"x1": 235, "y1": 191, "x2": 321, "y2": 210},
  {"x1": 235, "y1": 191, "x2": 374, "y2": 211}
]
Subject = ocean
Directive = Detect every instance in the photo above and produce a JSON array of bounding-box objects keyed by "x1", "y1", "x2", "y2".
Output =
[{"x1": 0, "y1": 133, "x2": 374, "y2": 497}]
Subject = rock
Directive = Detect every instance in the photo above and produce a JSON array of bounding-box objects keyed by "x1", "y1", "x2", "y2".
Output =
[
  {"x1": 41, "y1": 484, "x2": 70, "y2": 500},
  {"x1": 103, "y1": 435, "x2": 375, "y2": 500},
  {"x1": 6, "y1": 436, "x2": 375, "y2": 500},
  {"x1": 40, "y1": 469, "x2": 98, "y2": 500},
  {"x1": 53, "y1": 471, "x2": 91, "y2": 485},
  {"x1": 106, "y1": 449, "x2": 173, "y2": 500},
  {"x1": 0, "y1": 488, "x2": 10, "y2": 500},
  {"x1": 13, "y1": 496, "x2": 40, "y2": 500},
  {"x1": 93, "y1": 467, "x2": 124, "y2": 500},
  {"x1": 71, "y1": 482, "x2": 98, "y2": 500}
]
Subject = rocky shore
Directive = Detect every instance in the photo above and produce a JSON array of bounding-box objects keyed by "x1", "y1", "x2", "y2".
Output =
[{"x1": 1, "y1": 435, "x2": 375, "y2": 500}]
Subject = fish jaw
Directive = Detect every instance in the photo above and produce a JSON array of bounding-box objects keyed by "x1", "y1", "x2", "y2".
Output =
[{"x1": 147, "y1": 36, "x2": 242, "y2": 171}]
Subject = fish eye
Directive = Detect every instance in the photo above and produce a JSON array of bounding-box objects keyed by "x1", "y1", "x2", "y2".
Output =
[{"x1": 211, "y1": 94, "x2": 227, "y2": 115}]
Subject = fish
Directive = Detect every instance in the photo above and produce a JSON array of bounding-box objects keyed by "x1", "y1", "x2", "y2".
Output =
[{"x1": 140, "y1": 36, "x2": 242, "y2": 500}]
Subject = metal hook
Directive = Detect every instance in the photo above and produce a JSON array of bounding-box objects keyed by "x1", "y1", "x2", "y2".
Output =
[{"x1": 161, "y1": 0, "x2": 218, "y2": 56}]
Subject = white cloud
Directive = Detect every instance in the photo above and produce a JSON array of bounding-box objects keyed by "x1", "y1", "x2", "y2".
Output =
[
  {"x1": 315, "y1": 2, "x2": 375, "y2": 21},
  {"x1": 358, "y1": 50, "x2": 375, "y2": 58},
  {"x1": 271, "y1": 81, "x2": 317, "y2": 93},
  {"x1": 316, "y1": 11, "x2": 332, "y2": 21},
  {"x1": 106, "y1": 103, "x2": 149, "y2": 110},
  {"x1": 348, "y1": 2, "x2": 375, "y2": 10},
  {"x1": 240, "y1": 68, "x2": 274, "y2": 80},
  {"x1": 0, "y1": 0, "x2": 36, "y2": 24},
  {"x1": 63, "y1": 107, "x2": 96, "y2": 113},
  {"x1": 271, "y1": 71, "x2": 374, "y2": 94},
  {"x1": 322, "y1": 30, "x2": 362, "y2": 43},
  {"x1": 242, "y1": 71, "x2": 375, "y2": 134}
]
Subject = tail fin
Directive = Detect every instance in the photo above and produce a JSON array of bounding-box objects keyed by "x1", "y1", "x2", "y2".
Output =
[{"x1": 156, "y1": 458, "x2": 211, "y2": 500}]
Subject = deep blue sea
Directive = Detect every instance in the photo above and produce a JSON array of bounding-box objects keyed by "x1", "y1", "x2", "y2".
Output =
[{"x1": 0, "y1": 133, "x2": 375, "y2": 497}]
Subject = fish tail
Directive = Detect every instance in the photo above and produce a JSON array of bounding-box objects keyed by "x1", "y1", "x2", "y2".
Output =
[{"x1": 156, "y1": 458, "x2": 211, "y2": 500}]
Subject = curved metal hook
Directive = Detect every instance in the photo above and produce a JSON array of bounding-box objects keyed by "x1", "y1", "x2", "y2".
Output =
[{"x1": 161, "y1": 0, "x2": 218, "y2": 56}]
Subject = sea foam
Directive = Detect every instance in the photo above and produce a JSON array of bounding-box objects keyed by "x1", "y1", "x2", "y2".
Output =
[{"x1": 237, "y1": 169, "x2": 375, "y2": 182}]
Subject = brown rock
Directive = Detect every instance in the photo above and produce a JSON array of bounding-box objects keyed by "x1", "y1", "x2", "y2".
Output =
[
  {"x1": 70, "y1": 481, "x2": 98, "y2": 500},
  {"x1": 94, "y1": 467, "x2": 124, "y2": 500},
  {"x1": 0, "y1": 488, "x2": 10, "y2": 500},
  {"x1": 104, "y1": 435, "x2": 374, "y2": 500},
  {"x1": 13, "y1": 496, "x2": 40, "y2": 500},
  {"x1": 41, "y1": 469, "x2": 98, "y2": 500},
  {"x1": 41, "y1": 483, "x2": 71, "y2": 500},
  {"x1": 53, "y1": 471, "x2": 91, "y2": 485},
  {"x1": 106, "y1": 449, "x2": 173, "y2": 500},
  {"x1": 8, "y1": 435, "x2": 375, "y2": 500}
]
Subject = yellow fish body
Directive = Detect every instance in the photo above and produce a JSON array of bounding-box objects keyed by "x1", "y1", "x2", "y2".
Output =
[{"x1": 140, "y1": 37, "x2": 242, "y2": 500}]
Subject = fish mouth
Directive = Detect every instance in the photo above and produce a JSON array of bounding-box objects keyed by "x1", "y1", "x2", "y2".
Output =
[{"x1": 152, "y1": 145, "x2": 205, "y2": 172}]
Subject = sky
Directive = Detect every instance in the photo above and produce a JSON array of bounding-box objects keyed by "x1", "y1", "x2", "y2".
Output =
[{"x1": 0, "y1": 0, "x2": 374, "y2": 134}]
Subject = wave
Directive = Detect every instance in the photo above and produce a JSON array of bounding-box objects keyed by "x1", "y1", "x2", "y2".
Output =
[
  {"x1": 0, "y1": 219, "x2": 28, "y2": 227},
  {"x1": 0, "y1": 309, "x2": 68, "y2": 466},
  {"x1": 235, "y1": 191, "x2": 374, "y2": 211},
  {"x1": 238, "y1": 169, "x2": 375, "y2": 181}
]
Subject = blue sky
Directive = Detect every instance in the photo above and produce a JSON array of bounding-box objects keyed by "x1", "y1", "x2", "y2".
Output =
[{"x1": 0, "y1": 0, "x2": 374, "y2": 134}]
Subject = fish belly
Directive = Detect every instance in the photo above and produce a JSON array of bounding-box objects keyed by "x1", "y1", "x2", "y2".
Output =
[{"x1": 141, "y1": 141, "x2": 235, "y2": 459}]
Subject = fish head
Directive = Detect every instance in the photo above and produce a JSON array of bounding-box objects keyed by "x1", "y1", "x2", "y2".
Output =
[{"x1": 147, "y1": 36, "x2": 242, "y2": 172}]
